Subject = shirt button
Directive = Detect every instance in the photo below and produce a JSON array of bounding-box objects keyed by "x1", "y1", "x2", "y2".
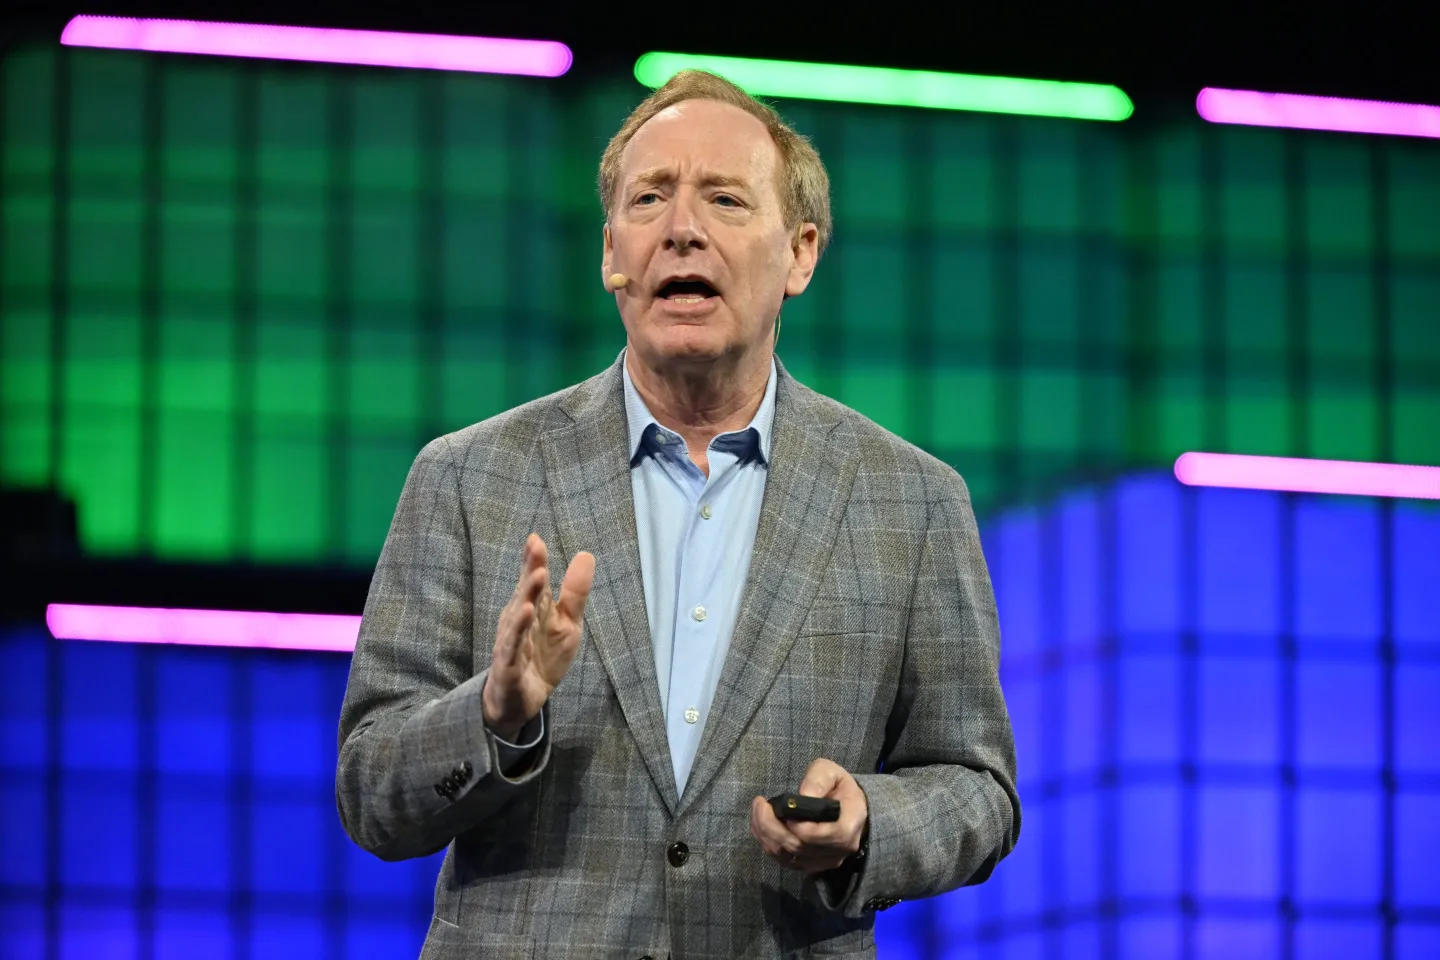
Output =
[
  {"x1": 692, "y1": 606, "x2": 707, "y2": 622},
  {"x1": 700, "y1": 504, "x2": 713, "y2": 519},
  {"x1": 654, "y1": 432, "x2": 668, "y2": 445},
  {"x1": 684, "y1": 707, "x2": 700, "y2": 724}
]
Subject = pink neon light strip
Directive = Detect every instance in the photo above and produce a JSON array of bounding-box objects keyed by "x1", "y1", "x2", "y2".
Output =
[
  {"x1": 60, "y1": 16, "x2": 572, "y2": 77},
  {"x1": 1175, "y1": 452, "x2": 1440, "y2": 499},
  {"x1": 47, "y1": 603, "x2": 361, "y2": 653},
  {"x1": 1197, "y1": 87, "x2": 1440, "y2": 139}
]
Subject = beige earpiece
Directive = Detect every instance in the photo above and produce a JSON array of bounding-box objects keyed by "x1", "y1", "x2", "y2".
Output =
[{"x1": 607, "y1": 273, "x2": 629, "y2": 291}]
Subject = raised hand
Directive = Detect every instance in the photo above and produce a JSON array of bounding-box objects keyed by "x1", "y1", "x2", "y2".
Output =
[{"x1": 481, "y1": 534, "x2": 596, "y2": 740}]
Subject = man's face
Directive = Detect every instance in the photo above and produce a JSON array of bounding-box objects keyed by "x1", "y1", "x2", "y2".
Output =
[{"x1": 603, "y1": 99, "x2": 818, "y2": 369}]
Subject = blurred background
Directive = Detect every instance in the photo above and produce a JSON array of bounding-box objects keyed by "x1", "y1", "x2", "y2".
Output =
[{"x1": 1, "y1": 2, "x2": 1437, "y2": 957}]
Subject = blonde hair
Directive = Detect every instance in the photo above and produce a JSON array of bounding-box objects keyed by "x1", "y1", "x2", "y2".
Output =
[{"x1": 597, "y1": 70, "x2": 832, "y2": 255}]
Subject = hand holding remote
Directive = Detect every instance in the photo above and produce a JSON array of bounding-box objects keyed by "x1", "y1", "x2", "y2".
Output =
[{"x1": 749, "y1": 758, "x2": 868, "y2": 874}]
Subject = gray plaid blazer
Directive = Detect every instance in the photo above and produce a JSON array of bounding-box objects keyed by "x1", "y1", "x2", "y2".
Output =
[{"x1": 337, "y1": 356, "x2": 1019, "y2": 960}]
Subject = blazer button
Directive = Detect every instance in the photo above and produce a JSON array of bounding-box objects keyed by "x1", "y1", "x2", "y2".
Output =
[{"x1": 666, "y1": 841, "x2": 689, "y2": 867}]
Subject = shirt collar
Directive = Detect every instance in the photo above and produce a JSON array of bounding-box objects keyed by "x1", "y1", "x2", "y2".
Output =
[{"x1": 622, "y1": 353, "x2": 777, "y2": 468}]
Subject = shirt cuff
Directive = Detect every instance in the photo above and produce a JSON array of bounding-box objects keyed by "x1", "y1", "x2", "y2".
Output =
[{"x1": 489, "y1": 712, "x2": 545, "y2": 779}]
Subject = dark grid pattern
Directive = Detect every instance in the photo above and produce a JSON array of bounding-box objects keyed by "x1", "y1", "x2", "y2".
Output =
[
  {"x1": 0, "y1": 624, "x2": 444, "y2": 959},
  {"x1": 875, "y1": 477, "x2": 1440, "y2": 959},
  {"x1": 3, "y1": 45, "x2": 1439, "y2": 567},
  {"x1": 2, "y1": 477, "x2": 1436, "y2": 958}
]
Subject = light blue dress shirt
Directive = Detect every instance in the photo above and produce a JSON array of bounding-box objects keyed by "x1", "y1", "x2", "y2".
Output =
[{"x1": 623, "y1": 358, "x2": 776, "y2": 796}]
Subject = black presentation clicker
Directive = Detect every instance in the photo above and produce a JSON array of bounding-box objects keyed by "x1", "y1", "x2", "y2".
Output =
[{"x1": 767, "y1": 793, "x2": 841, "y2": 823}]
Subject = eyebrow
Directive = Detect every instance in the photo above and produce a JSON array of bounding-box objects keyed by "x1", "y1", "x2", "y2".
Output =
[{"x1": 629, "y1": 168, "x2": 752, "y2": 192}]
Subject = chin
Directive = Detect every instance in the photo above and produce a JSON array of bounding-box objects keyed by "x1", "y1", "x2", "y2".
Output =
[{"x1": 640, "y1": 323, "x2": 734, "y2": 364}]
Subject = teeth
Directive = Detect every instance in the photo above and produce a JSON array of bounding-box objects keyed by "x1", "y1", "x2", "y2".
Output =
[{"x1": 670, "y1": 296, "x2": 707, "y2": 303}]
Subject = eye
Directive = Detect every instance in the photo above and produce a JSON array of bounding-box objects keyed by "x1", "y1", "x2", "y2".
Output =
[
  {"x1": 634, "y1": 192, "x2": 660, "y2": 206},
  {"x1": 714, "y1": 194, "x2": 741, "y2": 207}
]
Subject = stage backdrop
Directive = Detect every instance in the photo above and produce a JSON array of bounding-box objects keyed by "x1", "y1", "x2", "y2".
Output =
[
  {"x1": 3, "y1": 477, "x2": 1438, "y2": 957},
  {"x1": 3, "y1": 45, "x2": 1439, "y2": 568}
]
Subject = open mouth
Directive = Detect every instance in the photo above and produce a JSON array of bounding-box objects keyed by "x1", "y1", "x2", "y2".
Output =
[{"x1": 658, "y1": 279, "x2": 719, "y2": 303}]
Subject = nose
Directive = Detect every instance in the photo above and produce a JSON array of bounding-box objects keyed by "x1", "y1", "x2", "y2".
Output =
[{"x1": 664, "y1": 191, "x2": 708, "y2": 252}]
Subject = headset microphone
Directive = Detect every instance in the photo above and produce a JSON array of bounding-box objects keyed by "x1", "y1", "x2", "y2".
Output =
[{"x1": 607, "y1": 273, "x2": 629, "y2": 291}]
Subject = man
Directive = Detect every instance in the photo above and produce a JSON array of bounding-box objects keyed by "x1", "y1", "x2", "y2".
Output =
[{"x1": 337, "y1": 70, "x2": 1018, "y2": 959}]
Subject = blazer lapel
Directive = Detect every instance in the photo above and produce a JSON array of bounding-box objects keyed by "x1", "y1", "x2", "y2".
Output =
[
  {"x1": 678, "y1": 370, "x2": 860, "y2": 814},
  {"x1": 541, "y1": 361, "x2": 680, "y2": 815}
]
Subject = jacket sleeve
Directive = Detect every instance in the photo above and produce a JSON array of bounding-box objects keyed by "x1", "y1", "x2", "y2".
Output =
[
  {"x1": 335, "y1": 436, "x2": 550, "y2": 862},
  {"x1": 835, "y1": 471, "x2": 1021, "y2": 916}
]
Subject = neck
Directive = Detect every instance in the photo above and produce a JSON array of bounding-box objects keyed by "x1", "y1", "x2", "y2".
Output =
[{"x1": 624, "y1": 346, "x2": 772, "y2": 455}]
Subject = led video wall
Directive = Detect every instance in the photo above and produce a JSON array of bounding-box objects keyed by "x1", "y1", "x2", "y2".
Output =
[
  {"x1": 3, "y1": 477, "x2": 1437, "y2": 958},
  {"x1": 0, "y1": 627, "x2": 443, "y2": 957},
  {"x1": 881, "y1": 479, "x2": 1440, "y2": 959},
  {"x1": 3, "y1": 46, "x2": 1439, "y2": 568}
]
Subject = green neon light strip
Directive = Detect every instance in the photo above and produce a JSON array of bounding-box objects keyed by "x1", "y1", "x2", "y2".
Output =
[{"x1": 634, "y1": 52, "x2": 1133, "y2": 121}]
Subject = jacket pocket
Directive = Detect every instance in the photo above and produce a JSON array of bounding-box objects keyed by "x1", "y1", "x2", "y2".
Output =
[{"x1": 798, "y1": 601, "x2": 903, "y2": 640}]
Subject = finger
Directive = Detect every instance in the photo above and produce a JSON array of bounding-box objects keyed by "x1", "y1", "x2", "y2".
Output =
[
  {"x1": 749, "y1": 796, "x2": 792, "y2": 856},
  {"x1": 750, "y1": 799, "x2": 844, "y2": 873},
  {"x1": 750, "y1": 799, "x2": 787, "y2": 860},
  {"x1": 510, "y1": 535, "x2": 544, "y2": 600},
  {"x1": 556, "y1": 551, "x2": 596, "y2": 623},
  {"x1": 500, "y1": 575, "x2": 542, "y2": 655},
  {"x1": 527, "y1": 579, "x2": 554, "y2": 649},
  {"x1": 533, "y1": 586, "x2": 553, "y2": 638},
  {"x1": 495, "y1": 537, "x2": 545, "y2": 670},
  {"x1": 506, "y1": 540, "x2": 532, "y2": 610},
  {"x1": 520, "y1": 564, "x2": 548, "y2": 611},
  {"x1": 503, "y1": 537, "x2": 542, "y2": 624},
  {"x1": 528, "y1": 534, "x2": 549, "y2": 576},
  {"x1": 786, "y1": 817, "x2": 840, "y2": 847},
  {"x1": 748, "y1": 796, "x2": 766, "y2": 845},
  {"x1": 496, "y1": 601, "x2": 535, "y2": 666},
  {"x1": 750, "y1": 796, "x2": 801, "y2": 858},
  {"x1": 495, "y1": 593, "x2": 520, "y2": 655},
  {"x1": 798, "y1": 757, "x2": 843, "y2": 798}
]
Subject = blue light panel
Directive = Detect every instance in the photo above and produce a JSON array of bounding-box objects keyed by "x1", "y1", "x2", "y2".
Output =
[
  {"x1": 1395, "y1": 509, "x2": 1440, "y2": 643},
  {"x1": 1196, "y1": 489, "x2": 1282, "y2": 638},
  {"x1": 1295, "y1": 500, "x2": 1382, "y2": 641},
  {"x1": 2, "y1": 476, "x2": 1438, "y2": 957}
]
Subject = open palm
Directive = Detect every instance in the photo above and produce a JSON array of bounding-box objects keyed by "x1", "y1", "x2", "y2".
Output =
[{"x1": 482, "y1": 534, "x2": 595, "y2": 740}]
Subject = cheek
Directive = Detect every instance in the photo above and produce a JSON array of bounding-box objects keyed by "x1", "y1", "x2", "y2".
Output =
[
  {"x1": 610, "y1": 225, "x2": 658, "y2": 268},
  {"x1": 743, "y1": 250, "x2": 794, "y2": 310},
  {"x1": 733, "y1": 241, "x2": 792, "y2": 294}
]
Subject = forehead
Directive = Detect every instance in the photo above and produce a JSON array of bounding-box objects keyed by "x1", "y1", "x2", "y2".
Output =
[{"x1": 621, "y1": 98, "x2": 781, "y2": 185}]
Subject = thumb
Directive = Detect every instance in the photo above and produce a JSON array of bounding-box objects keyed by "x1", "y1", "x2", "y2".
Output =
[
  {"x1": 798, "y1": 757, "x2": 843, "y2": 798},
  {"x1": 556, "y1": 551, "x2": 596, "y2": 622}
]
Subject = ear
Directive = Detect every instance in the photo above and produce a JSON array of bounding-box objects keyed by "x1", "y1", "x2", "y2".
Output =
[
  {"x1": 784, "y1": 223, "x2": 820, "y2": 298},
  {"x1": 600, "y1": 223, "x2": 615, "y2": 291}
]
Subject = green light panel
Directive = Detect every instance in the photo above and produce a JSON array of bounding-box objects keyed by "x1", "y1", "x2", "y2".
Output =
[
  {"x1": 633, "y1": 51, "x2": 1134, "y2": 121},
  {"x1": 2, "y1": 46, "x2": 1438, "y2": 567}
]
